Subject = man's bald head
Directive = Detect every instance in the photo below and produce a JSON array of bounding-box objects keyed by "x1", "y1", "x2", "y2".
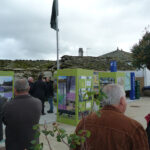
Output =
[{"x1": 14, "y1": 78, "x2": 30, "y2": 93}]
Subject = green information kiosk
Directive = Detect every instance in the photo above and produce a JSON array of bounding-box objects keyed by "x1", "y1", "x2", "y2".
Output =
[
  {"x1": 57, "y1": 68, "x2": 93, "y2": 126},
  {"x1": 0, "y1": 71, "x2": 14, "y2": 101}
]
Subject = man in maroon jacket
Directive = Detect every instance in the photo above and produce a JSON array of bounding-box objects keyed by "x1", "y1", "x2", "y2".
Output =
[{"x1": 75, "y1": 84, "x2": 149, "y2": 150}]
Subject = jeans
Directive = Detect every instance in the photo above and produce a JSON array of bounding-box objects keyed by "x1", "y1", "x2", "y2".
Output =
[{"x1": 47, "y1": 96, "x2": 53, "y2": 111}]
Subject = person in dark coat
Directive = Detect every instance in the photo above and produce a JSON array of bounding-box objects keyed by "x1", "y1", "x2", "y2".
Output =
[
  {"x1": 2, "y1": 78, "x2": 42, "y2": 150},
  {"x1": 0, "y1": 96, "x2": 7, "y2": 141},
  {"x1": 28, "y1": 76, "x2": 34, "y2": 96},
  {"x1": 46, "y1": 77, "x2": 54, "y2": 113},
  {"x1": 32, "y1": 75, "x2": 47, "y2": 115}
]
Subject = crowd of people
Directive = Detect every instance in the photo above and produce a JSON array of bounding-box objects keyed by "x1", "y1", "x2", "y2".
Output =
[
  {"x1": 0, "y1": 75, "x2": 54, "y2": 150},
  {"x1": 28, "y1": 75, "x2": 54, "y2": 115},
  {"x1": 0, "y1": 78, "x2": 150, "y2": 150}
]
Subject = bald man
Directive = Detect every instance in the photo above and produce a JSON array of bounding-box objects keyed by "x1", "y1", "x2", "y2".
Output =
[{"x1": 2, "y1": 78, "x2": 42, "y2": 150}]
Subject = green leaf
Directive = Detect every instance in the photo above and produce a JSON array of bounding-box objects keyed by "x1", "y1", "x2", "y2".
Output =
[
  {"x1": 34, "y1": 132, "x2": 40, "y2": 139},
  {"x1": 42, "y1": 130, "x2": 50, "y2": 136},
  {"x1": 49, "y1": 131, "x2": 55, "y2": 137},
  {"x1": 86, "y1": 131, "x2": 91, "y2": 138},
  {"x1": 31, "y1": 140, "x2": 37, "y2": 145},
  {"x1": 70, "y1": 144, "x2": 76, "y2": 149},
  {"x1": 56, "y1": 135, "x2": 62, "y2": 142},
  {"x1": 33, "y1": 124, "x2": 40, "y2": 130},
  {"x1": 81, "y1": 137, "x2": 86, "y2": 143}
]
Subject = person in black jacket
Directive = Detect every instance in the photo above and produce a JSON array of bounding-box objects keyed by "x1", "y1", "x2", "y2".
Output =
[
  {"x1": 2, "y1": 78, "x2": 42, "y2": 150},
  {"x1": 46, "y1": 77, "x2": 54, "y2": 113},
  {"x1": 32, "y1": 75, "x2": 47, "y2": 115}
]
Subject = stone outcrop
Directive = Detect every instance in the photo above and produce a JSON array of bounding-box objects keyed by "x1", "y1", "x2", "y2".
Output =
[
  {"x1": 0, "y1": 49, "x2": 135, "y2": 79},
  {"x1": 0, "y1": 60, "x2": 55, "y2": 79},
  {"x1": 59, "y1": 49, "x2": 135, "y2": 71}
]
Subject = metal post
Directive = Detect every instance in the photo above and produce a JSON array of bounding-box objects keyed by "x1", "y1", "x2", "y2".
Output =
[
  {"x1": 56, "y1": 19, "x2": 59, "y2": 70},
  {"x1": 56, "y1": 0, "x2": 59, "y2": 70}
]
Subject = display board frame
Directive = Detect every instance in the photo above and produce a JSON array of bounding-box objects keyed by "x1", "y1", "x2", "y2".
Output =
[
  {"x1": 99, "y1": 72, "x2": 125, "y2": 90},
  {"x1": 56, "y1": 68, "x2": 93, "y2": 126},
  {"x1": 0, "y1": 71, "x2": 14, "y2": 101}
]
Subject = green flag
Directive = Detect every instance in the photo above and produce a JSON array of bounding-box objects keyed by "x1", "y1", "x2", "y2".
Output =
[{"x1": 50, "y1": 0, "x2": 58, "y2": 30}]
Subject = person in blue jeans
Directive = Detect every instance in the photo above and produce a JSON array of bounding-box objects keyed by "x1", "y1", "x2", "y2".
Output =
[{"x1": 46, "y1": 77, "x2": 54, "y2": 113}]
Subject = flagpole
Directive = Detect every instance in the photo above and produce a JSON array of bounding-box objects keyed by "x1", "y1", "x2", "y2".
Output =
[
  {"x1": 56, "y1": 14, "x2": 59, "y2": 70},
  {"x1": 50, "y1": 0, "x2": 59, "y2": 70}
]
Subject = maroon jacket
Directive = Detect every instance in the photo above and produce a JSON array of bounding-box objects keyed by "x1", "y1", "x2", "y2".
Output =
[{"x1": 75, "y1": 105, "x2": 149, "y2": 150}]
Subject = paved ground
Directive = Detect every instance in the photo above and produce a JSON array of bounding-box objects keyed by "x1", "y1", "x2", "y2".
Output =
[
  {"x1": 40, "y1": 97, "x2": 150, "y2": 150},
  {"x1": 1, "y1": 98, "x2": 150, "y2": 150}
]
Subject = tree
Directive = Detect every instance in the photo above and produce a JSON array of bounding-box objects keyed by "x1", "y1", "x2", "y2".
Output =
[{"x1": 131, "y1": 30, "x2": 150, "y2": 70}]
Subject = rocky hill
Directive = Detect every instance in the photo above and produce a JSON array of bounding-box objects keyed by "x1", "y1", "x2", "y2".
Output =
[
  {"x1": 60, "y1": 49, "x2": 135, "y2": 71},
  {"x1": 0, "y1": 49, "x2": 135, "y2": 79},
  {"x1": 0, "y1": 60, "x2": 56, "y2": 79},
  {"x1": 0, "y1": 59, "x2": 55, "y2": 71}
]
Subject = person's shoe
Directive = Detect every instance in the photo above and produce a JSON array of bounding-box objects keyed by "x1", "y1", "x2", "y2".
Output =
[
  {"x1": 47, "y1": 110, "x2": 53, "y2": 113},
  {"x1": 42, "y1": 113, "x2": 46, "y2": 115}
]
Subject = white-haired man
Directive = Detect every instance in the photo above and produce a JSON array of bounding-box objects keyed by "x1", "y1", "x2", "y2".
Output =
[
  {"x1": 28, "y1": 76, "x2": 34, "y2": 96},
  {"x1": 2, "y1": 78, "x2": 42, "y2": 150},
  {"x1": 75, "y1": 84, "x2": 149, "y2": 150}
]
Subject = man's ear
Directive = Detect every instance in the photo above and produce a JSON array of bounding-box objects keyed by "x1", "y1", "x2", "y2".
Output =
[
  {"x1": 119, "y1": 96, "x2": 127, "y2": 113},
  {"x1": 119, "y1": 96, "x2": 125, "y2": 106}
]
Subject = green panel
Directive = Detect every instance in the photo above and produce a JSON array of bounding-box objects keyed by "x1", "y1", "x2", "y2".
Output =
[
  {"x1": 57, "y1": 69, "x2": 77, "y2": 76},
  {"x1": 85, "y1": 101, "x2": 92, "y2": 110},
  {"x1": 79, "y1": 101, "x2": 86, "y2": 112},
  {"x1": 53, "y1": 71, "x2": 57, "y2": 78},
  {"x1": 57, "y1": 116, "x2": 79, "y2": 126},
  {"x1": 77, "y1": 68, "x2": 93, "y2": 76},
  {"x1": 75, "y1": 72, "x2": 79, "y2": 124},
  {"x1": 93, "y1": 71, "x2": 99, "y2": 94},
  {"x1": 0, "y1": 71, "x2": 14, "y2": 76},
  {"x1": 99, "y1": 72, "x2": 117, "y2": 78},
  {"x1": 116, "y1": 72, "x2": 125, "y2": 88},
  {"x1": 57, "y1": 68, "x2": 94, "y2": 125},
  {"x1": 116, "y1": 72, "x2": 125, "y2": 78},
  {"x1": 77, "y1": 69, "x2": 93, "y2": 122},
  {"x1": 99, "y1": 72, "x2": 116, "y2": 89},
  {"x1": 99, "y1": 72, "x2": 126, "y2": 90},
  {"x1": 57, "y1": 69, "x2": 77, "y2": 125},
  {"x1": 79, "y1": 79, "x2": 86, "y2": 88},
  {"x1": 76, "y1": 69, "x2": 93, "y2": 123}
]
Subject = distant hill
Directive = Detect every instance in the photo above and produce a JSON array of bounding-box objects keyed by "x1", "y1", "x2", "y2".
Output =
[
  {"x1": 60, "y1": 49, "x2": 135, "y2": 71},
  {"x1": 0, "y1": 60, "x2": 56, "y2": 71},
  {"x1": 99, "y1": 48, "x2": 133, "y2": 62},
  {"x1": 0, "y1": 49, "x2": 135, "y2": 74}
]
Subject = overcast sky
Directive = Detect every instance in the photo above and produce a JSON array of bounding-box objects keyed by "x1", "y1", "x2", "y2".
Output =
[{"x1": 0, "y1": 0, "x2": 149, "y2": 60}]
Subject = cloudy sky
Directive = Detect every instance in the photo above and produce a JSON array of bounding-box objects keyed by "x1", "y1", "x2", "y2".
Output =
[{"x1": 0, "y1": 0, "x2": 149, "y2": 60}]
